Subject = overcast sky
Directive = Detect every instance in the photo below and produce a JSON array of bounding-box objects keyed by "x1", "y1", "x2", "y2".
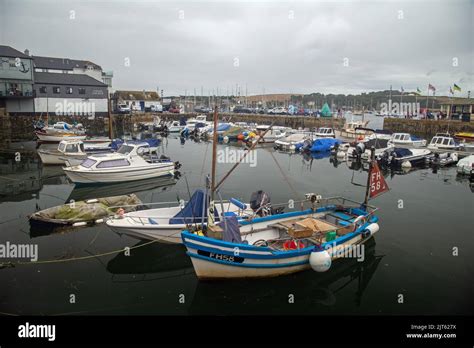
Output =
[{"x1": 1, "y1": 0, "x2": 472, "y2": 96}]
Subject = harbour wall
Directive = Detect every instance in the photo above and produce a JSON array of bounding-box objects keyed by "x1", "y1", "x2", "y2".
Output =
[{"x1": 383, "y1": 118, "x2": 474, "y2": 138}]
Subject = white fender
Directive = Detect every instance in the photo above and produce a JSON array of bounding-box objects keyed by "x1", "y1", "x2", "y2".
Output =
[
  {"x1": 401, "y1": 160, "x2": 412, "y2": 168},
  {"x1": 309, "y1": 249, "x2": 332, "y2": 272},
  {"x1": 363, "y1": 223, "x2": 379, "y2": 237}
]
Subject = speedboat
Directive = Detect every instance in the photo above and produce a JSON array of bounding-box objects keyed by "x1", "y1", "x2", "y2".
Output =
[
  {"x1": 388, "y1": 133, "x2": 427, "y2": 148},
  {"x1": 38, "y1": 139, "x2": 111, "y2": 165},
  {"x1": 347, "y1": 138, "x2": 394, "y2": 161},
  {"x1": 106, "y1": 189, "x2": 253, "y2": 244},
  {"x1": 254, "y1": 125, "x2": 286, "y2": 143},
  {"x1": 378, "y1": 148, "x2": 432, "y2": 168},
  {"x1": 185, "y1": 115, "x2": 209, "y2": 131},
  {"x1": 63, "y1": 142, "x2": 178, "y2": 184}
]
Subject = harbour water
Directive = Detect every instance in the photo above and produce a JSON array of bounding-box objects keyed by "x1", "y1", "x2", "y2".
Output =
[{"x1": 0, "y1": 117, "x2": 473, "y2": 315}]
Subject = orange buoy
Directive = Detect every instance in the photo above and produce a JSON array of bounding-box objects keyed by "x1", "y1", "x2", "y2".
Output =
[
  {"x1": 357, "y1": 135, "x2": 364, "y2": 141},
  {"x1": 237, "y1": 134, "x2": 244, "y2": 140},
  {"x1": 283, "y1": 240, "x2": 305, "y2": 250}
]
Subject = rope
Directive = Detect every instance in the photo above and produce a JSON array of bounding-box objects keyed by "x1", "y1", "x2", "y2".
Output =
[{"x1": 0, "y1": 238, "x2": 160, "y2": 268}]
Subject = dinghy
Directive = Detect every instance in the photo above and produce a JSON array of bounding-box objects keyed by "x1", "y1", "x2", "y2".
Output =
[
  {"x1": 63, "y1": 142, "x2": 178, "y2": 184},
  {"x1": 29, "y1": 194, "x2": 141, "y2": 228}
]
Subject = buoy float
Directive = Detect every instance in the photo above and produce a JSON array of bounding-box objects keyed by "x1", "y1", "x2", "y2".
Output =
[
  {"x1": 309, "y1": 248, "x2": 332, "y2": 272},
  {"x1": 283, "y1": 240, "x2": 305, "y2": 250},
  {"x1": 223, "y1": 136, "x2": 229, "y2": 143},
  {"x1": 401, "y1": 160, "x2": 412, "y2": 168},
  {"x1": 357, "y1": 135, "x2": 364, "y2": 141},
  {"x1": 237, "y1": 134, "x2": 244, "y2": 141},
  {"x1": 362, "y1": 223, "x2": 380, "y2": 238},
  {"x1": 337, "y1": 151, "x2": 346, "y2": 158}
]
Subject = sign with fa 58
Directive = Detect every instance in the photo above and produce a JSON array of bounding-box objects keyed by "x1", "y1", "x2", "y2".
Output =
[{"x1": 369, "y1": 162, "x2": 389, "y2": 199}]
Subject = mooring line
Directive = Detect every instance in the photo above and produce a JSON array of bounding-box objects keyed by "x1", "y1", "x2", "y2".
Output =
[{"x1": 0, "y1": 239, "x2": 160, "y2": 268}]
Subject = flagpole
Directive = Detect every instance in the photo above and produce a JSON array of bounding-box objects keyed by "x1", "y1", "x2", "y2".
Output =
[
  {"x1": 364, "y1": 147, "x2": 375, "y2": 207},
  {"x1": 400, "y1": 88, "x2": 403, "y2": 117},
  {"x1": 425, "y1": 85, "x2": 430, "y2": 116}
]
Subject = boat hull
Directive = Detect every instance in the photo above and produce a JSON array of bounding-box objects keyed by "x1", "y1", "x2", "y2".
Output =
[
  {"x1": 36, "y1": 132, "x2": 87, "y2": 142},
  {"x1": 63, "y1": 164, "x2": 175, "y2": 184}
]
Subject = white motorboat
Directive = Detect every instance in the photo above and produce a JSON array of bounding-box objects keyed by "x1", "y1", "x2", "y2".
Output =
[
  {"x1": 388, "y1": 133, "x2": 427, "y2": 148},
  {"x1": 378, "y1": 147, "x2": 432, "y2": 168},
  {"x1": 313, "y1": 127, "x2": 335, "y2": 138},
  {"x1": 336, "y1": 120, "x2": 371, "y2": 140},
  {"x1": 428, "y1": 133, "x2": 461, "y2": 151},
  {"x1": 457, "y1": 155, "x2": 474, "y2": 175},
  {"x1": 106, "y1": 190, "x2": 253, "y2": 244},
  {"x1": 38, "y1": 139, "x2": 111, "y2": 165},
  {"x1": 346, "y1": 138, "x2": 394, "y2": 161},
  {"x1": 35, "y1": 130, "x2": 87, "y2": 142},
  {"x1": 185, "y1": 115, "x2": 209, "y2": 131},
  {"x1": 254, "y1": 125, "x2": 287, "y2": 143},
  {"x1": 168, "y1": 120, "x2": 185, "y2": 133},
  {"x1": 274, "y1": 133, "x2": 310, "y2": 151},
  {"x1": 63, "y1": 142, "x2": 177, "y2": 184}
]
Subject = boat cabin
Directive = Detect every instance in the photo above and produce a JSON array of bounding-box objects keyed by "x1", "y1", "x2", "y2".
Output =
[
  {"x1": 58, "y1": 140, "x2": 86, "y2": 154},
  {"x1": 391, "y1": 133, "x2": 411, "y2": 142},
  {"x1": 429, "y1": 135, "x2": 457, "y2": 148},
  {"x1": 315, "y1": 127, "x2": 335, "y2": 137}
]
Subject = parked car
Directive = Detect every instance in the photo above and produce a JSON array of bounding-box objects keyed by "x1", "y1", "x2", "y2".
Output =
[
  {"x1": 269, "y1": 107, "x2": 287, "y2": 115},
  {"x1": 168, "y1": 106, "x2": 180, "y2": 113},
  {"x1": 233, "y1": 106, "x2": 252, "y2": 114}
]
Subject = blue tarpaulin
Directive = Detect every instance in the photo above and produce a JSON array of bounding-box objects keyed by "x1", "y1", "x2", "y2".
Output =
[
  {"x1": 310, "y1": 138, "x2": 342, "y2": 152},
  {"x1": 169, "y1": 189, "x2": 218, "y2": 225}
]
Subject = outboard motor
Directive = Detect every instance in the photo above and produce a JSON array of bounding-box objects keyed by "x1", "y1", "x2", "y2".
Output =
[{"x1": 250, "y1": 190, "x2": 271, "y2": 217}]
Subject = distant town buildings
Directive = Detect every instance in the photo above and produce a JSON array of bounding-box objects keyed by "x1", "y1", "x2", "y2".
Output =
[{"x1": 112, "y1": 90, "x2": 161, "y2": 112}]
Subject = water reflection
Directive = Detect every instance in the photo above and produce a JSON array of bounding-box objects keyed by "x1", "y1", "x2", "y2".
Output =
[{"x1": 189, "y1": 238, "x2": 383, "y2": 315}]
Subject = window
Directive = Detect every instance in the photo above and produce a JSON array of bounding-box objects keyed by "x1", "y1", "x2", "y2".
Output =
[
  {"x1": 78, "y1": 88, "x2": 86, "y2": 95},
  {"x1": 39, "y1": 86, "x2": 47, "y2": 93},
  {"x1": 80, "y1": 159, "x2": 97, "y2": 168},
  {"x1": 9, "y1": 59, "x2": 16, "y2": 68},
  {"x1": 117, "y1": 145, "x2": 134, "y2": 154},
  {"x1": 66, "y1": 87, "x2": 73, "y2": 94},
  {"x1": 442, "y1": 139, "x2": 450, "y2": 145},
  {"x1": 58, "y1": 142, "x2": 66, "y2": 152},
  {"x1": 66, "y1": 144, "x2": 79, "y2": 153},
  {"x1": 96, "y1": 159, "x2": 130, "y2": 168},
  {"x1": 53, "y1": 87, "x2": 60, "y2": 94}
]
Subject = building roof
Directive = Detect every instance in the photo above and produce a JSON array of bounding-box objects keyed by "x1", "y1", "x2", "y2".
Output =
[
  {"x1": 33, "y1": 55, "x2": 102, "y2": 71},
  {"x1": 435, "y1": 96, "x2": 474, "y2": 106},
  {"x1": 34, "y1": 72, "x2": 107, "y2": 87},
  {"x1": 113, "y1": 90, "x2": 160, "y2": 101},
  {"x1": 0, "y1": 45, "x2": 31, "y2": 59}
]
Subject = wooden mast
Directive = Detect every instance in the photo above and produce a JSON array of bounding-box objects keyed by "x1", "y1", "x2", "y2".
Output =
[{"x1": 210, "y1": 105, "x2": 218, "y2": 200}]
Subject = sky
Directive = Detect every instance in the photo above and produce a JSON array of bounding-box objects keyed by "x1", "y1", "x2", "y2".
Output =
[{"x1": 1, "y1": 0, "x2": 473, "y2": 96}]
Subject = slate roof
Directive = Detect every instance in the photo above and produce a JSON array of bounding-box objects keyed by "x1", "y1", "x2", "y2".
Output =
[
  {"x1": 34, "y1": 72, "x2": 107, "y2": 87},
  {"x1": 0, "y1": 45, "x2": 31, "y2": 59},
  {"x1": 33, "y1": 55, "x2": 102, "y2": 71}
]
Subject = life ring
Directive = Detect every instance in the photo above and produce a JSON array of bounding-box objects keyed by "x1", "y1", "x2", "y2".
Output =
[
  {"x1": 283, "y1": 240, "x2": 305, "y2": 250},
  {"x1": 353, "y1": 215, "x2": 366, "y2": 226}
]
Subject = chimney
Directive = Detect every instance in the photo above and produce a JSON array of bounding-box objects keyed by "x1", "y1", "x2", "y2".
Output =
[{"x1": 24, "y1": 49, "x2": 30, "y2": 56}]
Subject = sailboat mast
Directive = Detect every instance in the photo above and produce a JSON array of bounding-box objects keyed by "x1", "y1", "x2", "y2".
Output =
[
  {"x1": 210, "y1": 105, "x2": 218, "y2": 200},
  {"x1": 108, "y1": 93, "x2": 113, "y2": 139}
]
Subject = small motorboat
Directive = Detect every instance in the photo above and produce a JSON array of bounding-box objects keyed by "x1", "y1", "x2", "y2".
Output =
[
  {"x1": 106, "y1": 189, "x2": 254, "y2": 244},
  {"x1": 63, "y1": 142, "x2": 178, "y2": 184},
  {"x1": 346, "y1": 138, "x2": 394, "y2": 161},
  {"x1": 427, "y1": 133, "x2": 461, "y2": 151},
  {"x1": 379, "y1": 147, "x2": 432, "y2": 168},
  {"x1": 274, "y1": 133, "x2": 310, "y2": 151},
  {"x1": 313, "y1": 127, "x2": 335, "y2": 138},
  {"x1": 168, "y1": 120, "x2": 186, "y2": 133},
  {"x1": 454, "y1": 132, "x2": 474, "y2": 142},
  {"x1": 185, "y1": 115, "x2": 209, "y2": 131},
  {"x1": 29, "y1": 194, "x2": 142, "y2": 228},
  {"x1": 388, "y1": 133, "x2": 427, "y2": 148},
  {"x1": 336, "y1": 121, "x2": 371, "y2": 140},
  {"x1": 253, "y1": 125, "x2": 286, "y2": 143},
  {"x1": 457, "y1": 155, "x2": 474, "y2": 175},
  {"x1": 38, "y1": 139, "x2": 111, "y2": 165}
]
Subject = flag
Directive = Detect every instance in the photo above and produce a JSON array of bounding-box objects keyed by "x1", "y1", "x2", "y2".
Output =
[
  {"x1": 417, "y1": 87, "x2": 422, "y2": 94},
  {"x1": 428, "y1": 84, "x2": 436, "y2": 92},
  {"x1": 369, "y1": 162, "x2": 389, "y2": 199},
  {"x1": 449, "y1": 87, "x2": 454, "y2": 95},
  {"x1": 453, "y1": 84, "x2": 461, "y2": 92}
]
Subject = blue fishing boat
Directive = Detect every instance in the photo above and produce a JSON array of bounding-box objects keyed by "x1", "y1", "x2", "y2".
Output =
[{"x1": 180, "y1": 110, "x2": 389, "y2": 280}]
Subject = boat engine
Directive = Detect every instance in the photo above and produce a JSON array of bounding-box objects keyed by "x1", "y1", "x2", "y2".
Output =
[{"x1": 250, "y1": 190, "x2": 274, "y2": 216}]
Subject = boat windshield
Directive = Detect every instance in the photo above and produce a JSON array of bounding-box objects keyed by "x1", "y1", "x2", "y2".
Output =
[
  {"x1": 81, "y1": 159, "x2": 97, "y2": 168},
  {"x1": 117, "y1": 145, "x2": 134, "y2": 154},
  {"x1": 58, "y1": 142, "x2": 66, "y2": 152}
]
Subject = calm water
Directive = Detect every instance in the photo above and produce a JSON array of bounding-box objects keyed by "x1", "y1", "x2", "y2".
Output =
[{"x1": 1, "y1": 119, "x2": 473, "y2": 315}]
